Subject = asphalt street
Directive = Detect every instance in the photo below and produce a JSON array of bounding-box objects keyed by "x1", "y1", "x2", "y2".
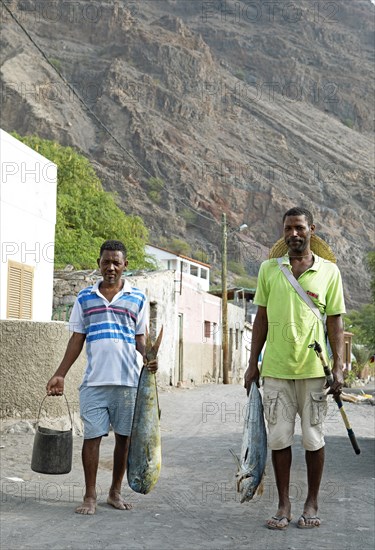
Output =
[{"x1": 1, "y1": 383, "x2": 374, "y2": 550}]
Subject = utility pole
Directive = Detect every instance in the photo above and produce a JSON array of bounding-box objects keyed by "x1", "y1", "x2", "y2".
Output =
[
  {"x1": 221, "y1": 212, "x2": 229, "y2": 384},
  {"x1": 221, "y1": 217, "x2": 248, "y2": 385}
]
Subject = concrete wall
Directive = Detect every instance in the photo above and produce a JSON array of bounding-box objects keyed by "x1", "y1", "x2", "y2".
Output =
[
  {"x1": 124, "y1": 271, "x2": 178, "y2": 386},
  {"x1": 0, "y1": 320, "x2": 86, "y2": 419},
  {"x1": 227, "y1": 303, "x2": 248, "y2": 384},
  {"x1": 177, "y1": 279, "x2": 220, "y2": 383},
  {"x1": 180, "y1": 303, "x2": 246, "y2": 384},
  {"x1": 0, "y1": 271, "x2": 177, "y2": 417},
  {"x1": 0, "y1": 273, "x2": 249, "y2": 416},
  {"x1": 0, "y1": 130, "x2": 57, "y2": 321}
]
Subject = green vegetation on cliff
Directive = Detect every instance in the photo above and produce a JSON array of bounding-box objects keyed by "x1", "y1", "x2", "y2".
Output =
[
  {"x1": 344, "y1": 252, "x2": 375, "y2": 355},
  {"x1": 13, "y1": 133, "x2": 152, "y2": 270}
]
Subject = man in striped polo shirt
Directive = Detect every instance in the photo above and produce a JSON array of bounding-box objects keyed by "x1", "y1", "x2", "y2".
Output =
[{"x1": 47, "y1": 240, "x2": 157, "y2": 515}]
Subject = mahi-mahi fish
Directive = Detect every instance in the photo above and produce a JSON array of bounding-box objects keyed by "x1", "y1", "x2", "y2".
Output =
[
  {"x1": 127, "y1": 327, "x2": 163, "y2": 494},
  {"x1": 232, "y1": 383, "x2": 267, "y2": 502}
]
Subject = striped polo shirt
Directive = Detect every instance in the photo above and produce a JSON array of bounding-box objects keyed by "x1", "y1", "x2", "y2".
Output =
[{"x1": 69, "y1": 279, "x2": 148, "y2": 387}]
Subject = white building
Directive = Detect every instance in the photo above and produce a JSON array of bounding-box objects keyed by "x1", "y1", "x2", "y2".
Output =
[
  {"x1": 0, "y1": 130, "x2": 57, "y2": 321},
  {"x1": 145, "y1": 244, "x2": 210, "y2": 291}
]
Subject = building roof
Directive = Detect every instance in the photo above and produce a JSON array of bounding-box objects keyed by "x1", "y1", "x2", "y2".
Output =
[
  {"x1": 209, "y1": 287, "x2": 256, "y2": 301},
  {"x1": 146, "y1": 244, "x2": 211, "y2": 268}
]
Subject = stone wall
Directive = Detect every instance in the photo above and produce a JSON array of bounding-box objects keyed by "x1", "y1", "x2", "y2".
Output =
[{"x1": 53, "y1": 268, "x2": 101, "y2": 312}]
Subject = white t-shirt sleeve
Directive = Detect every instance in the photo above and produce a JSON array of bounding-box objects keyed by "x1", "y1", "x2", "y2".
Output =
[
  {"x1": 135, "y1": 295, "x2": 148, "y2": 335},
  {"x1": 69, "y1": 298, "x2": 86, "y2": 334}
]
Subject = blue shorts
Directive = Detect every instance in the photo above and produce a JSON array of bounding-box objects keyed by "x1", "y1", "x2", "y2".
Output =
[{"x1": 79, "y1": 385, "x2": 137, "y2": 440}]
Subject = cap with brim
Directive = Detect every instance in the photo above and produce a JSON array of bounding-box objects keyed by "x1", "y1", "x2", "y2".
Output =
[{"x1": 269, "y1": 235, "x2": 337, "y2": 263}]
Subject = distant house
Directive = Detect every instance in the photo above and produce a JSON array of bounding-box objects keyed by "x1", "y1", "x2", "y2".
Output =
[
  {"x1": 145, "y1": 244, "x2": 210, "y2": 291},
  {"x1": 0, "y1": 130, "x2": 57, "y2": 321}
]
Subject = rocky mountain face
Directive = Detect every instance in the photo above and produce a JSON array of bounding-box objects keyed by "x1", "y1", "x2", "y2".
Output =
[{"x1": 1, "y1": 0, "x2": 374, "y2": 308}]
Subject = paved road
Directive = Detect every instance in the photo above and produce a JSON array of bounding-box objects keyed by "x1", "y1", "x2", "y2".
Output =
[{"x1": 1, "y1": 384, "x2": 374, "y2": 550}]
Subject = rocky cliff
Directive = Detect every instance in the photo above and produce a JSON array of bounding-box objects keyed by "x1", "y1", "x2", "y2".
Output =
[{"x1": 1, "y1": 0, "x2": 374, "y2": 307}]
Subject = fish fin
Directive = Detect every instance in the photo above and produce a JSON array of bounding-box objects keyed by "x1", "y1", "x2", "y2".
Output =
[
  {"x1": 255, "y1": 474, "x2": 266, "y2": 497},
  {"x1": 229, "y1": 448, "x2": 241, "y2": 469},
  {"x1": 145, "y1": 326, "x2": 164, "y2": 361},
  {"x1": 152, "y1": 326, "x2": 163, "y2": 356},
  {"x1": 158, "y1": 407, "x2": 161, "y2": 420},
  {"x1": 145, "y1": 326, "x2": 152, "y2": 355}
]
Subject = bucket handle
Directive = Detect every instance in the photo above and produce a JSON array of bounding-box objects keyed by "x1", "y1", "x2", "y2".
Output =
[{"x1": 36, "y1": 394, "x2": 73, "y2": 430}]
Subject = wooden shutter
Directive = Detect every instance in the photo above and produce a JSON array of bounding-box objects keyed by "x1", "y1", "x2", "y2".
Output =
[{"x1": 7, "y1": 261, "x2": 34, "y2": 319}]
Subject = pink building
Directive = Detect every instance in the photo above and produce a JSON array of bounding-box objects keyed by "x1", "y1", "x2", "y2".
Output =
[{"x1": 146, "y1": 245, "x2": 250, "y2": 385}]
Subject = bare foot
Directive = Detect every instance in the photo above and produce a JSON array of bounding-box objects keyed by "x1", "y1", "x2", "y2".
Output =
[
  {"x1": 107, "y1": 490, "x2": 133, "y2": 510},
  {"x1": 75, "y1": 497, "x2": 97, "y2": 515}
]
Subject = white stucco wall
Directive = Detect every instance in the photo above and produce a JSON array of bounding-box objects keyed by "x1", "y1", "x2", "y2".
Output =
[
  {"x1": 0, "y1": 130, "x2": 57, "y2": 320},
  {"x1": 128, "y1": 270, "x2": 178, "y2": 385}
]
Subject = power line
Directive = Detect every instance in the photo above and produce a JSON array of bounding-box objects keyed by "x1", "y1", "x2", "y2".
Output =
[
  {"x1": 1, "y1": 0, "x2": 217, "y2": 225},
  {"x1": 2, "y1": 0, "x2": 282, "y2": 231},
  {"x1": 1, "y1": 0, "x2": 155, "y2": 181},
  {"x1": 174, "y1": 197, "x2": 218, "y2": 223}
]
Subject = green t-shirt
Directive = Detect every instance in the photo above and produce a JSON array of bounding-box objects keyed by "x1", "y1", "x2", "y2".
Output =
[{"x1": 254, "y1": 254, "x2": 346, "y2": 379}]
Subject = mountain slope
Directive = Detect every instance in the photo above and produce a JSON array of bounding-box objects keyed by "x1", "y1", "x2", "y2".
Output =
[{"x1": 1, "y1": 0, "x2": 374, "y2": 307}]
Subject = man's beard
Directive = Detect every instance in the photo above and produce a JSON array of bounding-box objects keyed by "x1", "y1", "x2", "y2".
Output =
[{"x1": 286, "y1": 238, "x2": 308, "y2": 253}]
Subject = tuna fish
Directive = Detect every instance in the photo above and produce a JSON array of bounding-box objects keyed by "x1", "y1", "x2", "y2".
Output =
[
  {"x1": 127, "y1": 327, "x2": 163, "y2": 494},
  {"x1": 232, "y1": 383, "x2": 267, "y2": 503}
]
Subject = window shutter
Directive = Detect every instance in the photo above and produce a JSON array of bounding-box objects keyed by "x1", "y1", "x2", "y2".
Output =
[
  {"x1": 7, "y1": 263, "x2": 22, "y2": 318},
  {"x1": 21, "y1": 266, "x2": 33, "y2": 319},
  {"x1": 7, "y1": 261, "x2": 34, "y2": 319}
]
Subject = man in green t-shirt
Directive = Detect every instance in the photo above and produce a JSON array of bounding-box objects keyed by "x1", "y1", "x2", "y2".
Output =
[{"x1": 244, "y1": 207, "x2": 345, "y2": 530}]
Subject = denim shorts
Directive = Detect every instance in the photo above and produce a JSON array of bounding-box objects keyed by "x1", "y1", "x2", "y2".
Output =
[
  {"x1": 263, "y1": 377, "x2": 328, "y2": 451},
  {"x1": 79, "y1": 385, "x2": 137, "y2": 439}
]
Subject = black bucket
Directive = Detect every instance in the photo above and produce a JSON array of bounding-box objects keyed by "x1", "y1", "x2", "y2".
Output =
[{"x1": 31, "y1": 394, "x2": 73, "y2": 475}]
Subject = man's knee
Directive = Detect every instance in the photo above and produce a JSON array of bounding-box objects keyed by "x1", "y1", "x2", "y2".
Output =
[
  {"x1": 83, "y1": 436, "x2": 102, "y2": 448},
  {"x1": 301, "y1": 423, "x2": 325, "y2": 450},
  {"x1": 114, "y1": 433, "x2": 130, "y2": 446},
  {"x1": 303, "y1": 440, "x2": 325, "y2": 452},
  {"x1": 269, "y1": 434, "x2": 294, "y2": 450}
]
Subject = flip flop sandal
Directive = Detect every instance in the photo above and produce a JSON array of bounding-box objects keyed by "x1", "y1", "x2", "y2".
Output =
[
  {"x1": 267, "y1": 516, "x2": 291, "y2": 530},
  {"x1": 297, "y1": 514, "x2": 321, "y2": 529}
]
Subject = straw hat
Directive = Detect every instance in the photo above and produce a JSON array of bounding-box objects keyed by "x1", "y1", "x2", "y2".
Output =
[{"x1": 269, "y1": 235, "x2": 337, "y2": 263}]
